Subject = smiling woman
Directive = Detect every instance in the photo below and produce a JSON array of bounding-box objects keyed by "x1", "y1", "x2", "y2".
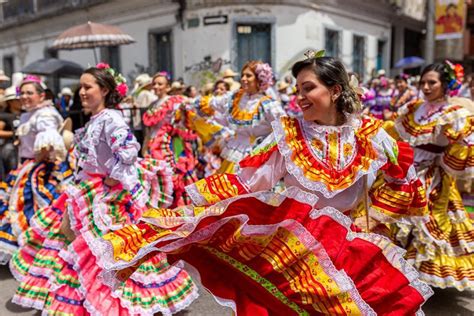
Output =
[
  {"x1": 386, "y1": 61, "x2": 474, "y2": 291},
  {"x1": 190, "y1": 60, "x2": 285, "y2": 174},
  {"x1": 0, "y1": 75, "x2": 72, "y2": 267},
  {"x1": 96, "y1": 53, "x2": 434, "y2": 315},
  {"x1": 292, "y1": 55, "x2": 360, "y2": 126},
  {"x1": 10, "y1": 64, "x2": 198, "y2": 315}
]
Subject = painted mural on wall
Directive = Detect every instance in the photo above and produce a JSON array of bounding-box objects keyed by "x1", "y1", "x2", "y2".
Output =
[
  {"x1": 184, "y1": 55, "x2": 231, "y2": 86},
  {"x1": 126, "y1": 63, "x2": 152, "y2": 86}
]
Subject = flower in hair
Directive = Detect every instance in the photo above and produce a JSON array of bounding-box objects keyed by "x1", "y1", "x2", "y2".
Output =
[
  {"x1": 21, "y1": 75, "x2": 47, "y2": 90},
  {"x1": 445, "y1": 60, "x2": 464, "y2": 97},
  {"x1": 254, "y1": 63, "x2": 274, "y2": 91},
  {"x1": 304, "y1": 49, "x2": 325, "y2": 60},
  {"x1": 95, "y1": 62, "x2": 128, "y2": 97},
  {"x1": 157, "y1": 71, "x2": 171, "y2": 81},
  {"x1": 116, "y1": 83, "x2": 128, "y2": 97},
  {"x1": 96, "y1": 62, "x2": 110, "y2": 70}
]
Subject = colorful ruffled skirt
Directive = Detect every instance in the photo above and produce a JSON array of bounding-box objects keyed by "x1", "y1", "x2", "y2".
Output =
[
  {"x1": 147, "y1": 125, "x2": 198, "y2": 207},
  {"x1": 96, "y1": 188, "x2": 433, "y2": 315},
  {"x1": 12, "y1": 159, "x2": 198, "y2": 315},
  {"x1": 396, "y1": 166, "x2": 474, "y2": 291},
  {"x1": 0, "y1": 159, "x2": 72, "y2": 264}
]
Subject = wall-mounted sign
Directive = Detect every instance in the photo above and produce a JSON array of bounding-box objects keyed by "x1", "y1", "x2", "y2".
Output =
[
  {"x1": 203, "y1": 15, "x2": 228, "y2": 26},
  {"x1": 187, "y1": 18, "x2": 200, "y2": 28},
  {"x1": 435, "y1": 0, "x2": 465, "y2": 40}
]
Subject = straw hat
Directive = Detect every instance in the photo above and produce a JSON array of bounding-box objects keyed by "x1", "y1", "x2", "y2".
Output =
[
  {"x1": 170, "y1": 81, "x2": 184, "y2": 90},
  {"x1": 0, "y1": 70, "x2": 10, "y2": 82},
  {"x1": 222, "y1": 68, "x2": 238, "y2": 78},
  {"x1": 0, "y1": 86, "x2": 19, "y2": 108},
  {"x1": 277, "y1": 81, "x2": 290, "y2": 92},
  {"x1": 132, "y1": 73, "x2": 153, "y2": 94}
]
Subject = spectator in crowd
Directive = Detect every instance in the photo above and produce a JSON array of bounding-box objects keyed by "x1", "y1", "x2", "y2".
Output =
[
  {"x1": 201, "y1": 82, "x2": 214, "y2": 96},
  {"x1": 0, "y1": 70, "x2": 10, "y2": 97},
  {"x1": 131, "y1": 73, "x2": 156, "y2": 145},
  {"x1": 0, "y1": 86, "x2": 21, "y2": 179},
  {"x1": 169, "y1": 80, "x2": 185, "y2": 95},
  {"x1": 222, "y1": 68, "x2": 241, "y2": 91},
  {"x1": 184, "y1": 85, "x2": 199, "y2": 99},
  {"x1": 57, "y1": 87, "x2": 74, "y2": 118},
  {"x1": 68, "y1": 88, "x2": 90, "y2": 131},
  {"x1": 213, "y1": 79, "x2": 229, "y2": 96}
]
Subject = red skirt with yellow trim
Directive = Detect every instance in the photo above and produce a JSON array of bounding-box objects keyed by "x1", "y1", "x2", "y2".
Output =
[{"x1": 97, "y1": 188, "x2": 433, "y2": 315}]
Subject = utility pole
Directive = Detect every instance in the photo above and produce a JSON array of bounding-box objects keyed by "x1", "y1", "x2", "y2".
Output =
[{"x1": 425, "y1": 0, "x2": 435, "y2": 63}]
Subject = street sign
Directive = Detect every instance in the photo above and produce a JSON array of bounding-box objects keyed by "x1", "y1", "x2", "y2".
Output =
[{"x1": 203, "y1": 15, "x2": 228, "y2": 26}]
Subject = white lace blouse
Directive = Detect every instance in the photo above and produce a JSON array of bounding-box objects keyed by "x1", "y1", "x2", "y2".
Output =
[{"x1": 73, "y1": 109, "x2": 140, "y2": 190}]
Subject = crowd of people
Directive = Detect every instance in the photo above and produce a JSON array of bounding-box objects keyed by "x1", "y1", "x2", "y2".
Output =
[{"x1": 0, "y1": 50, "x2": 471, "y2": 315}]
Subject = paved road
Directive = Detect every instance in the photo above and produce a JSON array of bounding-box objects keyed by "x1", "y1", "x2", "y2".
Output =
[{"x1": 1, "y1": 265, "x2": 472, "y2": 315}]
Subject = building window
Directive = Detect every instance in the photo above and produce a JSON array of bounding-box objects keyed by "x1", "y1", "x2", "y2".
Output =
[
  {"x1": 3, "y1": 55, "x2": 14, "y2": 77},
  {"x1": 149, "y1": 31, "x2": 172, "y2": 75},
  {"x1": 352, "y1": 35, "x2": 365, "y2": 79},
  {"x1": 236, "y1": 23, "x2": 271, "y2": 72},
  {"x1": 325, "y1": 29, "x2": 340, "y2": 58},
  {"x1": 101, "y1": 46, "x2": 121, "y2": 72},
  {"x1": 2, "y1": 0, "x2": 35, "y2": 20},
  {"x1": 376, "y1": 40, "x2": 386, "y2": 71}
]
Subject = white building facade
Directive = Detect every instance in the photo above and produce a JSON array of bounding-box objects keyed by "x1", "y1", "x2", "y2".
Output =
[{"x1": 0, "y1": 0, "x2": 425, "y2": 88}]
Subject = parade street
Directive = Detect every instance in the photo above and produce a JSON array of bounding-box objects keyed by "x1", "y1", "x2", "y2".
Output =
[
  {"x1": 1, "y1": 266, "x2": 473, "y2": 316},
  {"x1": 0, "y1": 0, "x2": 473, "y2": 315}
]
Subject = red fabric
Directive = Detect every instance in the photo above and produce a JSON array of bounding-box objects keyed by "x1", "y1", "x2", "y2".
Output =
[
  {"x1": 239, "y1": 144, "x2": 278, "y2": 168},
  {"x1": 172, "y1": 249, "x2": 297, "y2": 316},
  {"x1": 142, "y1": 95, "x2": 185, "y2": 127},
  {"x1": 121, "y1": 196, "x2": 426, "y2": 315},
  {"x1": 381, "y1": 141, "x2": 414, "y2": 179}
]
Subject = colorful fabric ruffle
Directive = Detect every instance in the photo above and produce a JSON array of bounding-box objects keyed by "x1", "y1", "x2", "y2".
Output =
[
  {"x1": 0, "y1": 159, "x2": 72, "y2": 264},
  {"x1": 144, "y1": 96, "x2": 199, "y2": 207},
  {"x1": 96, "y1": 188, "x2": 433, "y2": 315},
  {"x1": 13, "y1": 158, "x2": 198, "y2": 315},
  {"x1": 11, "y1": 194, "x2": 69, "y2": 309},
  {"x1": 402, "y1": 168, "x2": 474, "y2": 290},
  {"x1": 391, "y1": 99, "x2": 474, "y2": 290}
]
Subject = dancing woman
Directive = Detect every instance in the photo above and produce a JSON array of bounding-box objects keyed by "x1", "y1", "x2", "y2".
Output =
[
  {"x1": 194, "y1": 61, "x2": 285, "y2": 173},
  {"x1": 95, "y1": 53, "x2": 433, "y2": 315},
  {"x1": 0, "y1": 76, "x2": 71, "y2": 264},
  {"x1": 142, "y1": 72, "x2": 199, "y2": 206},
  {"x1": 386, "y1": 61, "x2": 474, "y2": 291},
  {"x1": 391, "y1": 74, "x2": 417, "y2": 111},
  {"x1": 11, "y1": 64, "x2": 198, "y2": 315}
]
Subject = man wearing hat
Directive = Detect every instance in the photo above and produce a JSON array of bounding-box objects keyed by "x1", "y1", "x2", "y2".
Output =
[
  {"x1": 130, "y1": 73, "x2": 157, "y2": 146},
  {"x1": 0, "y1": 86, "x2": 20, "y2": 179},
  {"x1": 0, "y1": 70, "x2": 11, "y2": 98},
  {"x1": 169, "y1": 80, "x2": 185, "y2": 95},
  {"x1": 57, "y1": 87, "x2": 74, "y2": 118},
  {"x1": 222, "y1": 68, "x2": 241, "y2": 92}
]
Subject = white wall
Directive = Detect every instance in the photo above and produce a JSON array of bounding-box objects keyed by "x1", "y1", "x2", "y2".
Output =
[
  {"x1": 180, "y1": 4, "x2": 391, "y2": 84},
  {"x1": 0, "y1": 1, "x2": 393, "y2": 89}
]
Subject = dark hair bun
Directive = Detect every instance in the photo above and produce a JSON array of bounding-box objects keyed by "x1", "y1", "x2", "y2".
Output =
[{"x1": 106, "y1": 89, "x2": 123, "y2": 108}]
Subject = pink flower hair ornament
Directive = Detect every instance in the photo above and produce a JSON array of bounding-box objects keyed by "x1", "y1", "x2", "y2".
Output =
[
  {"x1": 95, "y1": 62, "x2": 128, "y2": 97},
  {"x1": 255, "y1": 62, "x2": 274, "y2": 91},
  {"x1": 20, "y1": 74, "x2": 47, "y2": 90}
]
